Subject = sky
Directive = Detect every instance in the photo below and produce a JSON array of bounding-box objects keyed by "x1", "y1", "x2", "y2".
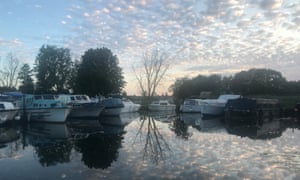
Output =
[{"x1": 0, "y1": 0, "x2": 300, "y2": 95}]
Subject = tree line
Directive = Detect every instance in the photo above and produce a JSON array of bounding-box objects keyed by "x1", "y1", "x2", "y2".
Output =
[
  {"x1": 170, "y1": 68, "x2": 300, "y2": 104},
  {"x1": 1, "y1": 45, "x2": 125, "y2": 97}
]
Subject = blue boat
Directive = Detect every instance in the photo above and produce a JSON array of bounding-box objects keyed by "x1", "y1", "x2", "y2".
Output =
[{"x1": 18, "y1": 94, "x2": 71, "y2": 123}]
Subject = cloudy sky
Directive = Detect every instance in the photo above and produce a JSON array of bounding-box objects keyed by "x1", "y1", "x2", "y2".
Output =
[{"x1": 1, "y1": 0, "x2": 299, "y2": 95}]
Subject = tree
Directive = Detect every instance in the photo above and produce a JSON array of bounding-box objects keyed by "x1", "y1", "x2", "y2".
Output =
[
  {"x1": 77, "y1": 47, "x2": 125, "y2": 96},
  {"x1": 133, "y1": 50, "x2": 170, "y2": 98},
  {"x1": 0, "y1": 53, "x2": 20, "y2": 88},
  {"x1": 35, "y1": 45, "x2": 73, "y2": 93},
  {"x1": 18, "y1": 63, "x2": 34, "y2": 93},
  {"x1": 231, "y1": 68, "x2": 286, "y2": 95}
]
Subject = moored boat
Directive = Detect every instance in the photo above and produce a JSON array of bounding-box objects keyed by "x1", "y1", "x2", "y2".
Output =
[
  {"x1": 180, "y1": 98, "x2": 203, "y2": 113},
  {"x1": 100, "y1": 97, "x2": 124, "y2": 116},
  {"x1": 18, "y1": 94, "x2": 71, "y2": 123},
  {"x1": 224, "y1": 97, "x2": 281, "y2": 125},
  {"x1": 57, "y1": 94, "x2": 105, "y2": 119},
  {"x1": 148, "y1": 100, "x2": 176, "y2": 111},
  {"x1": 200, "y1": 94, "x2": 241, "y2": 116},
  {"x1": 121, "y1": 98, "x2": 141, "y2": 113},
  {"x1": 0, "y1": 101, "x2": 19, "y2": 124}
]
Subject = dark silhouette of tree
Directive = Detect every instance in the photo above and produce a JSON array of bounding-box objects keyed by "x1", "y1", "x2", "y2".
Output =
[
  {"x1": 77, "y1": 47, "x2": 125, "y2": 96},
  {"x1": 18, "y1": 64, "x2": 34, "y2": 93},
  {"x1": 35, "y1": 45, "x2": 72, "y2": 94},
  {"x1": 231, "y1": 68, "x2": 286, "y2": 95}
]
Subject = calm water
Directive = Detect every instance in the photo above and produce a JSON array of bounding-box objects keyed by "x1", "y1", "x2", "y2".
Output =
[{"x1": 1, "y1": 112, "x2": 300, "y2": 180}]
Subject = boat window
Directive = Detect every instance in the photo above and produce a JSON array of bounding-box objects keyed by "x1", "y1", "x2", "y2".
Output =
[
  {"x1": 34, "y1": 96, "x2": 42, "y2": 100},
  {"x1": 0, "y1": 104, "x2": 4, "y2": 109},
  {"x1": 160, "y1": 102, "x2": 168, "y2": 105},
  {"x1": 76, "y1": 96, "x2": 82, "y2": 100},
  {"x1": 82, "y1": 96, "x2": 88, "y2": 100},
  {"x1": 44, "y1": 95, "x2": 55, "y2": 100},
  {"x1": 70, "y1": 97, "x2": 75, "y2": 101}
]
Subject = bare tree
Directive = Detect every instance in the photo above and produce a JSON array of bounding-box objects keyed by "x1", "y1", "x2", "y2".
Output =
[
  {"x1": 0, "y1": 53, "x2": 20, "y2": 88},
  {"x1": 133, "y1": 50, "x2": 170, "y2": 98}
]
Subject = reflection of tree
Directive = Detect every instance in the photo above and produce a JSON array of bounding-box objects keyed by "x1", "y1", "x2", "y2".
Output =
[
  {"x1": 135, "y1": 113, "x2": 171, "y2": 164},
  {"x1": 168, "y1": 117, "x2": 192, "y2": 140},
  {"x1": 34, "y1": 140, "x2": 72, "y2": 166},
  {"x1": 74, "y1": 132, "x2": 124, "y2": 169}
]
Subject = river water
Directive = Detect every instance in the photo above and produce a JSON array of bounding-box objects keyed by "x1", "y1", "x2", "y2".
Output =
[{"x1": 0, "y1": 112, "x2": 299, "y2": 180}]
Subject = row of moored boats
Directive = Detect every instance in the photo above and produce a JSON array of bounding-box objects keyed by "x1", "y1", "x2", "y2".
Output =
[{"x1": 0, "y1": 93, "x2": 142, "y2": 124}]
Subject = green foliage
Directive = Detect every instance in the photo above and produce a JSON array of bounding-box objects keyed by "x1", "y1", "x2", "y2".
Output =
[
  {"x1": 76, "y1": 47, "x2": 125, "y2": 96},
  {"x1": 171, "y1": 68, "x2": 298, "y2": 103},
  {"x1": 18, "y1": 63, "x2": 34, "y2": 93},
  {"x1": 35, "y1": 45, "x2": 73, "y2": 94},
  {"x1": 230, "y1": 69, "x2": 286, "y2": 95}
]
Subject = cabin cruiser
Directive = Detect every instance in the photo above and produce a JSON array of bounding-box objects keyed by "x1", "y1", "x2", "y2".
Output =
[
  {"x1": 200, "y1": 94, "x2": 241, "y2": 116},
  {"x1": 56, "y1": 94, "x2": 105, "y2": 118},
  {"x1": 148, "y1": 100, "x2": 176, "y2": 111},
  {"x1": 18, "y1": 94, "x2": 71, "y2": 123},
  {"x1": 0, "y1": 101, "x2": 19, "y2": 124}
]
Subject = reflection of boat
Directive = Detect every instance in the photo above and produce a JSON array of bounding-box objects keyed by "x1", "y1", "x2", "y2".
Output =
[
  {"x1": 100, "y1": 97, "x2": 124, "y2": 116},
  {"x1": 23, "y1": 123, "x2": 73, "y2": 167},
  {"x1": 121, "y1": 99, "x2": 141, "y2": 113},
  {"x1": 179, "y1": 113, "x2": 224, "y2": 131},
  {"x1": 0, "y1": 126, "x2": 20, "y2": 146},
  {"x1": 67, "y1": 119, "x2": 104, "y2": 139},
  {"x1": 0, "y1": 101, "x2": 19, "y2": 124},
  {"x1": 148, "y1": 100, "x2": 176, "y2": 111},
  {"x1": 200, "y1": 94, "x2": 241, "y2": 116},
  {"x1": 57, "y1": 94, "x2": 105, "y2": 118},
  {"x1": 24, "y1": 122, "x2": 70, "y2": 141},
  {"x1": 99, "y1": 116, "x2": 128, "y2": 134},
  {"x1": 180, "y1": 99, "x2": 202, "y2": 113},
  {"x1": 100, "y1": 112, "x2": 138, "y2": 126},
  {"x1": 226, "y1": 119, "x2": 283, "y2": 139},
  {"x1": 147, "y1": 111, "x2": 176, "y2": 122},
  {"x1": 19, "y1": 94, "x2": 71, "y2": 123}
]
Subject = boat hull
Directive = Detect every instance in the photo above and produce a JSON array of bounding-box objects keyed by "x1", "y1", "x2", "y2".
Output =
[
  {"x1": 148, "y1": 105, "x2": 176, "y2": 111},
  {"x1": 200, "y1": 104, "x2": 225, "y2": 116},
  {"x1": 23, "y1": 107, "x2": 71, "y2": 123},
  {"x1": 0, "y1": 110, "x2": 19, "y2": 124},
  {"x1": 101, "y1": 107, "x2": 123, "y2": 116},
  {"x1": 68, "y1": 103, "x2": 104, "y2": 118},
  {"x1": 180, "y1": 105, "x2": 201, "y2": 113}
]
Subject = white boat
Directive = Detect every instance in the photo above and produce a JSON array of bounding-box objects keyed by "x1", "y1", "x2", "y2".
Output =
[
  {"x1": 121, "y1": 98, "x2": 141, "y2": 113},
  {"x1": 0, "y1": 101, "x2": 19, "y2": 124},
  {"x1": 200, "y1": 94, "x2": 241, "y2": 116},
  {"x1": 180, "y1": 98, "x2": 203, "y2": 113},
  {"x1": 19, "y1": 94, "x2": 71, "y2": 123},
  {"x1": 56, "y1": 94, "x2": 105, "y2": 118},
  {"x1": 100, "y1": 97, "x2": 124, "y2": 116},
  {"x1": 148, "y1": 100, "x2": 176, "y2": 111}
]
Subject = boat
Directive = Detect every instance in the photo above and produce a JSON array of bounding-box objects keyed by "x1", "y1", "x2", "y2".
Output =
[
  {"x1": 0, "y1": 101, "x2": 19, "y2": 124},
  {"x1": 56, "y1": 94, "x2": 105, "y2": 119},
  {"x1": 148, "y1": 100, "x2": 176, "y2": 111},
  {"x1": 121, "y1": 98, "x2": 141, "y2": 113},
  {"x1": 180, "y1": 98, "x2": 203, "y2": 113},
  {"x1": 18, "y1": 94, "x2": 71, "y2": 123},
  {"x1": 200, "y1": 94, "x2": 241, "y2": 116},
  {"x1": 224, "y1": 97, "x2": 281, "y2": 125},
  {"x1": 100, "y1": 97, "x2": 124, "y2": 116}
]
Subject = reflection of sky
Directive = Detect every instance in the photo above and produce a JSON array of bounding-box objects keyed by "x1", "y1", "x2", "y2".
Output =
[{"x1": 1, "y1": 0, "x2": 300, "y2": 94}]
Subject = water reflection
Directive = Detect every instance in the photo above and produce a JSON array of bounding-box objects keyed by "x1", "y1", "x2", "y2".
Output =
[
  {"x1": 135, "y1": 112, "x2": 172, "y2": 164},
  {"x1": 74, "y1": 116, "x2": 126, "y2": 169},
  {"x1": 226, "y1": 118, "x2": 285, "y2": 139},
  {"x1": 23, "y1": 123, "x2": 72, "y2": 166}
]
